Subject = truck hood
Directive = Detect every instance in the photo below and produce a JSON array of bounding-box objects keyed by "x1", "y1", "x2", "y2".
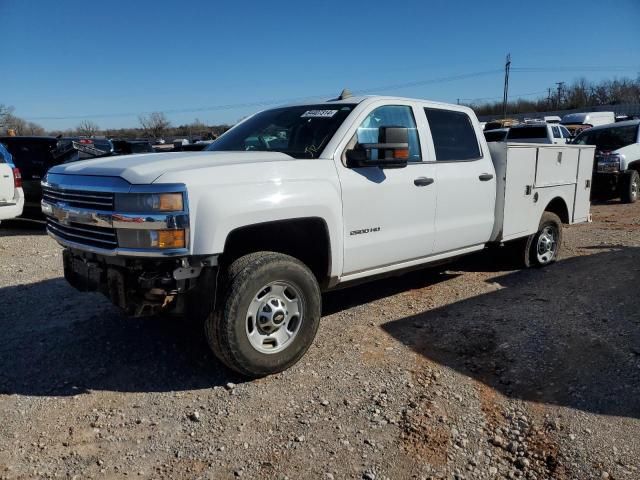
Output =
[{"x1": 48, "y1": 151, "x2": 296, "y2": 184}]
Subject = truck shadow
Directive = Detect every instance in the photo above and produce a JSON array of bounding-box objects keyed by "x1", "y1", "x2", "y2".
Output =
[
  {"x1": 0, "y1": 279, "x2": 242, "y2": 396},
  {"x1": 382, "y1": 247, "x2": 640, "y2": 419}
]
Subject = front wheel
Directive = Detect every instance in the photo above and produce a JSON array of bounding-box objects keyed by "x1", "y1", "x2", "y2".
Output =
[{"x1": 205, "y1": 252, "x2": 321, "y2": 377}]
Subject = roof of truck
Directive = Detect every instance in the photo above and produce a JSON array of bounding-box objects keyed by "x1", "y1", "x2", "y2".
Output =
[
  {"x1": 584, "y1": 119, "x2": 640, "y2": 132},
  {"x1": 285, "y1": 95, "x2": 464, "y2": 109}
]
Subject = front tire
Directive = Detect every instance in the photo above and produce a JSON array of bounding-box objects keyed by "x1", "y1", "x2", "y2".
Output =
[
  {"x1": 205, "y1": 252, "x2": 321, "y2": 377},
  {"x1": 621, "y1": 170, "x2": 639, "y2": 204}
]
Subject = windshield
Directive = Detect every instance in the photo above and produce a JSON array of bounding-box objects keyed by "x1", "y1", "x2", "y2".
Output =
[
  {"x1": 574, "y1": 124, "x2": 638, "y2": 151},
  {"x1": 206, "y1": 104, "x2": 356, "y2": 158}
]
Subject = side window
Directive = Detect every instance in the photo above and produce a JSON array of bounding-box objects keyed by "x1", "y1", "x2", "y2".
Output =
[
  {"x1": 552, "y1": 126, "x2": 562, "y2": 139},
  {"x1": 560, "y1": 126, "x2": 571, "y2": 138},
  {"x1": 356, "y1": 105, "x2": 421, "y2": 162},
  {"x1": 424, "y1": 108, "x2": 481, "y2": 161}
]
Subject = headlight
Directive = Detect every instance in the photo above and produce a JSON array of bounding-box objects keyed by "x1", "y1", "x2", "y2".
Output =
[
  {"x1": 118, "y1": 229, "x2": 186, "y2": 249},
  {"x1": 596, "y1": 154, "x2": 622, "y2": 173},
  {"x1": 114, "y1": 193, "x2": 184, "y2": 212}
]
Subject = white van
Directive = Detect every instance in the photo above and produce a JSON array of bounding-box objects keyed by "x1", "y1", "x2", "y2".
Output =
[{"x1": 561, "y1": 112, "x2": 615, "y2": 135}]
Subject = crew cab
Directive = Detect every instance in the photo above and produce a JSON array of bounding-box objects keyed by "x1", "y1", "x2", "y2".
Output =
[
  {"x1": 41, "y1": 95, "x2": 595, "y2": 377},
  {"x1": 574, "y1": 119, "x2": 640, "y2": 203}
]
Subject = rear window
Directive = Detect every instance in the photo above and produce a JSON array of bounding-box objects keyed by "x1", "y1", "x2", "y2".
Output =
[
  {"x1": 484, "y1": 130, "x2": 507, "y2": 142},
  {"x1": 424, "y1": 108, "x2": 481, "y2": 161},
  {"x1": 507, "y1": 126, "x2": 548, "y2": 139},
  {"x1": 574, "y1": 124, "x2": 638, "y2": 151}
]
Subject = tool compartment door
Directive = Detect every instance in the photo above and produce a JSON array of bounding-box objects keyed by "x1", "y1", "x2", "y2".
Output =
[
  {"x1": 535, "y1": 146, "x2": 579, "y2": 187},
  {"x1": 572, "y1": 146, "x2": 595, "y2": 223},
  {"x1": 502, "y1": 146, "x2": 537, "y2": 240}
]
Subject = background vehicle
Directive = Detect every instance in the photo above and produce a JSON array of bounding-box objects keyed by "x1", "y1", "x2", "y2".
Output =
[
  {"x1": 506, "y1": 123, "x2": 572, "y2": 144},
  {"x1": 112, "y1": 140, "x2": 154, "y2": 155},
  {"x1": 574, "y1": 119, "x2": 640, "y2": 203},
  {"x1": 562, "y1": 111, "x2": 615, "y2": 136},
  {"x1": 484, "y1": 118, "x2": 519, "y2": 131},
  {"x1": 41, "y1": 96, "x2": 595, "y2": 377},
  {"x1": 0, "y1": 136, "x2": 113, "y2": 214},
  {"x1": 0, "y1": 146, "x2": 24, "y2": 223},
  {"x1": 484, "y1": 128, "x2": 509, "y2": 142}
]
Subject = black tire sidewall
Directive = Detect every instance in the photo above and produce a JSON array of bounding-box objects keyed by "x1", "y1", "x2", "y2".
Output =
[
  {"x1": 622, "y1": 170, "x2": 639, "y2": 203},
  {"x1": 528, "y1": 213, "x2": 562, "y2": 267},
  {"x1": 220, "y1": 255, "x2": 321, "y2": 376}
]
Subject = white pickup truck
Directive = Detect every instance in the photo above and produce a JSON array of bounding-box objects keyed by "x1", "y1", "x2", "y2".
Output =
[{"x1": 41, "y1": 95, "x2": 595, "y2": 376}]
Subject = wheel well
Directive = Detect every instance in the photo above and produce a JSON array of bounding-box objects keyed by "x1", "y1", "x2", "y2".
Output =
[
  {"x1": 627, "y1": 159, "x2": 640, "y2": 172},
  {"x1": 222, "y1": 218, "x2": 331, "y2": 286},
  {"x1": 545, "y1": 197, "x2": 570, "y2": 224}
]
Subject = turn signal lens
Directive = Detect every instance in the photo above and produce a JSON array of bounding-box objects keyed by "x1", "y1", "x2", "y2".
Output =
[
  {"x1": 155, "y1": 229, "x2": 185, "y2": 249},
  {"x1": 158, "y1": 193, "x2": 184, "y2": 211},
  {"x1": 393, "y1": 148, "x2": 409, "y2": 159}
]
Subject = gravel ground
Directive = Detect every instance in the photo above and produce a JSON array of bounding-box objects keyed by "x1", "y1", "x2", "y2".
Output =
[{"x1": 0, "y1": 202, "x2": 639, "y2": 480}]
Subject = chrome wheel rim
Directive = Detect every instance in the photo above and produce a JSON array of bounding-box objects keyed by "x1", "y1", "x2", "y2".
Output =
[
  {"x1": 632, "y1": 176, "x2": 638, "y2": 200},
  {"x1": 245, "y1": 281, "x2": 304, "y2": 354},
  {"x1": 536, "y1": 225, "x2": 558, "y2": 264}
]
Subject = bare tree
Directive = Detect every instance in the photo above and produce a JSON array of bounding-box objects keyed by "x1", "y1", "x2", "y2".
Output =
[
  {"x1": 138, "y1": 112, "x2": 171, "y2": 139},
  {"x1": 0, "y1": 104, "x2": 15, "y2": 128},
  {"x1": 76, "y1": 120, "x2": 100, "y2": 137}
]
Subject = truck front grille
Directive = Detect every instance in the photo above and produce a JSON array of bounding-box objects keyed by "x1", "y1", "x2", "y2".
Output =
[
  {"x1": 42, "y1": 186, "x2": 115, "y2": 211},
  {"x1": 46, "y1": 218, "x2": 118, "y2": 250}
]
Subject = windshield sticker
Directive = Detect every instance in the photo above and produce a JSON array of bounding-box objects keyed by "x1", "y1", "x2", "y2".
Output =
[{"x1": 301, "y1": 110, "x2": 338, "y2": 118}]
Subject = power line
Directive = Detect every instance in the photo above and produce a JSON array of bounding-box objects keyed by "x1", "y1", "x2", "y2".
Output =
[
  {"x1": 24, "y1": 69, "x2": 504, "y2": 121},
  {"x1": 23, "y1": 65, "x2": 639, "y2": 122}
]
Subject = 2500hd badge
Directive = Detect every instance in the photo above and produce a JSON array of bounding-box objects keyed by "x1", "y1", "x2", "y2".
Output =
[{"x1": 350, "y1": 226, "x2": 381, "y2": 236}]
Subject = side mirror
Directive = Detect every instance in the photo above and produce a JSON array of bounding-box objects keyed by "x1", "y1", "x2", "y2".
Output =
[{"x1": 346, "y1": 126, "x2": 410, "y2": 169}]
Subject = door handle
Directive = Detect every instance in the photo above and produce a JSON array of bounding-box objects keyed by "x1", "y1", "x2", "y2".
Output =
[
  {"x1": 479, "y1": 173, "x2": 494, "y2": 181},
  {"x1": 414, "y1": 177, "x2": 434, "y2": 187}
]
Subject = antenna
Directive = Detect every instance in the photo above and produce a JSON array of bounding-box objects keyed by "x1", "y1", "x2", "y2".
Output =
[{"x1": 339, "y1": 88, "x2": 352, "y2": 100}]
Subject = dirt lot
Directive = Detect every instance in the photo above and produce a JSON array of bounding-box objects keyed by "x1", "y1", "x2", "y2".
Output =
[{"x1": 1, "y1": 203, "x2": 639, "y2": 480}]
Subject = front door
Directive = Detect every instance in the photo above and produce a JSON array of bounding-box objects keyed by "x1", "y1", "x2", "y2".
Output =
[{"x1": 337, "y1": 104, "x2": 437, "y2": 275}]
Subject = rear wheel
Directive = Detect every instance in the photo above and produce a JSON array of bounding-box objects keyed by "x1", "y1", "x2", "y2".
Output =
[
  {"x1": 621, "y1": 170, "x2": 639, "y2": 204},
  {"x1": 205, "y1": 252, "x2": 321, "y2": 377},
  {"x1": 510, "y1": 212, "x2": 563, "y2": 268}
]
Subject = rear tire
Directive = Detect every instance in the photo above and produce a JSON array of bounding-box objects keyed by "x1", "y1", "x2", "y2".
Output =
[
  {"x1": 205, "y1": 252, "x2": 321, "y2": 377},
  {"x1": 621, "y1": 170, "x2": 639, "y2": 204},
  {"x1": 510, "y1": 212, "x2": 563, "y2": 268}
]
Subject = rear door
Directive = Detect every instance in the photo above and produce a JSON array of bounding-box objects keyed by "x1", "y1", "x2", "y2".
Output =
[{"x1": 422, "y1": 107, "x2": 497, "y2": 252}]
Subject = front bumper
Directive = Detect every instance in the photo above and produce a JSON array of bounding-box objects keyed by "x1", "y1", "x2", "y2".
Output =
[
  {"x1": 62, "y1": 248, "x2": 207, "y2": 316},
  {"x1": 592, "y1": 172, "x2": 622, "y2": 195}
]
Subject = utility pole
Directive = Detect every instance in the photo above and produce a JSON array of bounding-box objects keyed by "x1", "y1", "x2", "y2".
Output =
[
  {"x1": 555, "y1": 81, "x2": 565, "y2": 109},
  {"x1": 502, "y1": 53, "x2": 511, "y2": 119},
  {"x1": 547, "y1": 87, "x2": 553, "y2": 106}
]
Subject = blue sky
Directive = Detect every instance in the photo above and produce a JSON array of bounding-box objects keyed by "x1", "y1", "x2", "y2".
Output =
[{"x1": 2, "y1": 0, "x2": 639, "y2": 130}]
